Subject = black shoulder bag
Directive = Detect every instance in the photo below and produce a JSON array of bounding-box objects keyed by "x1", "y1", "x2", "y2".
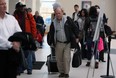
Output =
[{"x1": 72, "y1": 43, "x2": 82, "y2": 68}]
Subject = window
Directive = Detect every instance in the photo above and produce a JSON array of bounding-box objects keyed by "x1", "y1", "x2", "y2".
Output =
[{"x1": 40, "y1": 0, "x2": 56, "y2": 25}]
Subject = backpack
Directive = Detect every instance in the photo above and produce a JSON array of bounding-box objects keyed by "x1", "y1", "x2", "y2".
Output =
[{"x1": 88, "y1": 17, "x2": 98, "y2": 38}]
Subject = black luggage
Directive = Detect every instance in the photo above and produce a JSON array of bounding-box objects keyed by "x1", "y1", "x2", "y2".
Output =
[
  {"x1": 72, "y1": 43, "x2": 82, "y2": 68},
  {"x1": 72, "y1": 49, "x2": 82, "y2": 68},
  {"x1": 46, "y1": 47, "x2": 58, "y2": 73}
]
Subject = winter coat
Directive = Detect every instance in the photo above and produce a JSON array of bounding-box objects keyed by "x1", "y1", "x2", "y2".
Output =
[
  {"x1": 14, "y1": 11, "x2": 37, "y2": 38},
  {"x1": 47, "y1": 16, "x2": 79, "y2": 48}
]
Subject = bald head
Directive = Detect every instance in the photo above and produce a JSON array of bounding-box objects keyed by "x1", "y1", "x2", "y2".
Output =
[
  {"x1": 0, "y1": 0, "x2": 7, "y2": 17},
  {"x1": 0, "y1": 0, "x2": 6, "y2": 5}
]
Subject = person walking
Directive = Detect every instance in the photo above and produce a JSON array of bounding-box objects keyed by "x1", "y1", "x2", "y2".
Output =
[
  {"x1": 48, "y1": 3, "x2": 79, "y2": 78},
  {"x1": 13, "y1": 2, "x2": 37, "y2": 75},
  {"x1": 33, "y1": 11, "x2": 45, "y2": 48}
]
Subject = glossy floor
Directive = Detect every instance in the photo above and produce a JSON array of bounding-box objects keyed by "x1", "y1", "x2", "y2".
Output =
[{"x1": 17, "y1": 36, "x2": 116, "y2": 78}]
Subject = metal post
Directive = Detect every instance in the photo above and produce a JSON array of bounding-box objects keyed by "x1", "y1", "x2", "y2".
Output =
[{"x1": 100, "y1": 36, "x2": 115, "y2": 78}]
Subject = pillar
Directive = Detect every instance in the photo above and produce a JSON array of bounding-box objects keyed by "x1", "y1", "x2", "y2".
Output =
[{"x1": 8, "y1": 0, "x2": 19, "y2": 14}]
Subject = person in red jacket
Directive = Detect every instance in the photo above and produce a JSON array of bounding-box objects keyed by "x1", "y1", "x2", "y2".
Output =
[
  {"x1": 13, "y1": 2, "x2": 37, "y2": 75},
  {"x1": 13, "y1": 2, "x2": 37, "y2": 38}
]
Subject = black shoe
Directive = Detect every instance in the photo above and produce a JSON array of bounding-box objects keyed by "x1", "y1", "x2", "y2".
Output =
[
  {"x1": 17, "y1": 72, "x2": 20, "y2": 76},
  {"x1": 101, "y1": 60, "x2": 106, "y2": 62},
  {"x1": 59, "y1": 73, "x2": 65, "y2": 77},
  {"x1": 64, "y1": 74, "x2": 69, "y2": 78},
  {"x1": 20, "y1": 71, "x2": 24, "y2": 73},
  {"x1": 86, "y1": 62, "x2": 90, "y2": 66},
  {"x1": 99, "y1": 59, "x2": 106, "y2": 62},
  {"x1": 27, "y1": 72, "x2": 32, "y2": 75},
  {"x1": 95, "y1": 62, "x2": 99, "y2": 69}
]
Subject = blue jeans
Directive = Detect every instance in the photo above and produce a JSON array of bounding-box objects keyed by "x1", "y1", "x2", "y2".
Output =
[
  {"x1": 32, "y1": 51, "x2": 36, "y2": 64},
  {"x1": 25, "y1": 50, "x2": 33, "y2": 73},
  {"x1": 17, "y1": 50, "x2": 35, "y2": 74},
  {"x1": 86, "y1": 38, "x2": 99, "y2": 61}
]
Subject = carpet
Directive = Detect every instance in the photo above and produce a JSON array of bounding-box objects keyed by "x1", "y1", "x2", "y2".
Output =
[{"x1": 33, "y1": 61, "x2": 45, "y2": 70}]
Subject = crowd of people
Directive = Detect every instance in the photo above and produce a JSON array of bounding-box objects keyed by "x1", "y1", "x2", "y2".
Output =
[
  {"x1": 71, "y1": 4, "x2": 112, "y2": 69},
  {"x1": 47, "y1": 3, "x2": 112, "y2": 78},
  {"x1": 0, "y1": 0, "x2": 113, "y2": 78}
]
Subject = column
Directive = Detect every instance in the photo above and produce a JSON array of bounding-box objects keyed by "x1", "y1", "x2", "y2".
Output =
[
  {"x1": 26, "y1": 0, "x2": 37, "y2": 15},
  {"x1": 36, "y1": 0, "x2": 40, "y2": 12},
  {"x1": 8, "y1": 0, "x2": 19, "y2": 14}
]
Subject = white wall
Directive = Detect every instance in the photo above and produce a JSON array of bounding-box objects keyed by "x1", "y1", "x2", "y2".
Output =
[
  {"x1": 101, "y1": 0, "x2": 115, "y2": 31},
  {"x1": 25, "y1": 0, "x2": 39, "y2": 15},
  {"x1": 115, "y1": 0, "x2": 116, "y2": 31},
  {"x1": 25, "y1": 0, "x2": 33, "y2": 13}
]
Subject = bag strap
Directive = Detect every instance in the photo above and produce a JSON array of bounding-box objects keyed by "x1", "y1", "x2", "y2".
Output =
[{"x1": 26, "y1": 34, "x2": 30, "y2": 43}]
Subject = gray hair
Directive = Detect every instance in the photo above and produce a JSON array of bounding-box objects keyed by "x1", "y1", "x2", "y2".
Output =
[{"x1": 52, "y1": 2, "x2": 61, "y2": 11}]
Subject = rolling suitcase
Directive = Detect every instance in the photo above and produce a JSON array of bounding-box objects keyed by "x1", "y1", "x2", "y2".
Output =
[{"x1": 46, "y1": 47, "x2": 58, "y2": 73}]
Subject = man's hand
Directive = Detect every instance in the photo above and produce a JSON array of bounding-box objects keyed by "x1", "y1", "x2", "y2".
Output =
[{"x1": 12, "y1": 41, "x2": 21, "y2": 52}]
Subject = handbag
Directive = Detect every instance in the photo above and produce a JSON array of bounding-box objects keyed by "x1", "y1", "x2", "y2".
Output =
[
  {"x1": 72, "y1": 48, "x2": 82, "y2": 68},
  {"x1": 98, "y1": 37, "x2": 104, "y2": 52},
  {"x1": 36, "y1": 31, "x2": 42, "y2": 42}
]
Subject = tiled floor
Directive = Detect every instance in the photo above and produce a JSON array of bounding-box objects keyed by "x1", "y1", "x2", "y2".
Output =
[{"x1": 17, "y1": 35, "x2": 116, "y2": 78}]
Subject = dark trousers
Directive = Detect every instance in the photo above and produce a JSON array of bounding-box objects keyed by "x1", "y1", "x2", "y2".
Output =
[
  {"x1": 86, "y1": 38, "x2": 93, "y2": 60},
  {"x1": 0, "y1": 48, "x2": 20, "y2": 78},
  {"x1": 80, "y1": 39, "x2": 87, "y2": 59},
  {"x1": 99, "y1": 50, "x2": 105, "y2": 61}
]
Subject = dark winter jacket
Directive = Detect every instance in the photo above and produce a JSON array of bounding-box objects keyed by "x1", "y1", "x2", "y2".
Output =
[{"x1": 47, "y1": 16, "x2": 79, "y2": 48}]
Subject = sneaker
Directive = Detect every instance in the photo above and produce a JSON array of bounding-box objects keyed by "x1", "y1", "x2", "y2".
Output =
[
  {"x1": 59, "y1": 73, "x2": 65, "y2": 77},
  {"x1": 95, "y1": 62, "x2": 99, "y2": 69},
  {"x1": 86, "y1": 62, "x2": 90, "y2": 66}
]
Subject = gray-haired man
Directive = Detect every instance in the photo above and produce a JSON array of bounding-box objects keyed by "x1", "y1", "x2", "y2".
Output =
[{"x1": 48, "y1": 3, "x2": 79, "y2": 77}]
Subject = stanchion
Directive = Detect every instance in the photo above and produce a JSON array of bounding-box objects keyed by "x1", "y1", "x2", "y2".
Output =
[{"x1": 100, "y1": 36, "x2": 115, "y2": 78}]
